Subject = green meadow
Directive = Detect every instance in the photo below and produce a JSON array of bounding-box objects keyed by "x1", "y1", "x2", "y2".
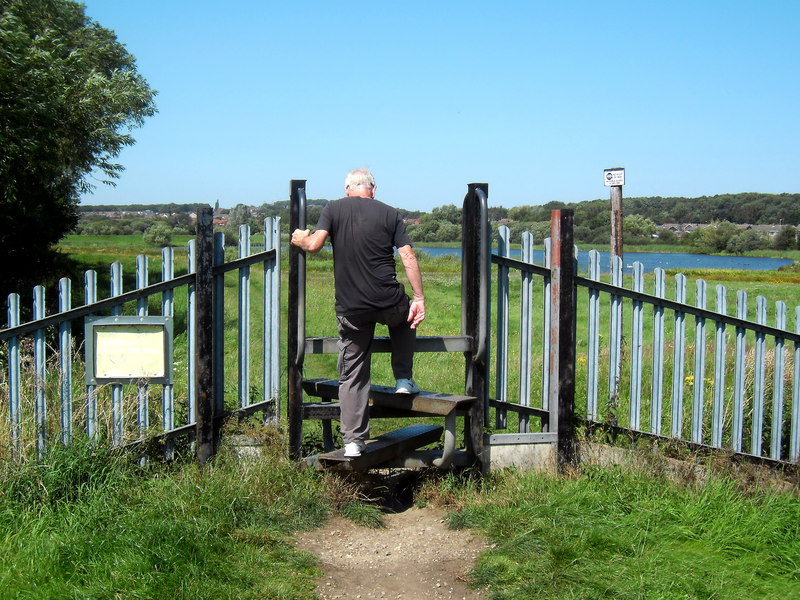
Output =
[{"x1": 0, "y1": 233, "x2": 795, "y2": 599}]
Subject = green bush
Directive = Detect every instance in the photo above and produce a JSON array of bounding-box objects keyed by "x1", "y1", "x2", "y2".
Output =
[{"x1": 143, "y1": 222, "x2": 174, "y2": 247}]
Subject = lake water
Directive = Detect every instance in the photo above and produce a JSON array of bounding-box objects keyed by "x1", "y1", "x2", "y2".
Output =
[{"x1": 416, "y1": 247, "x2": 793, "y2": 273}]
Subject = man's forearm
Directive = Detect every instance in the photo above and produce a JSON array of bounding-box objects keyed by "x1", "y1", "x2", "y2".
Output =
[
  {"x1": 405, "y1": 262, "x2": 424, "y2": 300},
  {"x1": 398, "y1": 246, "x2": 424, "y2": 300},
  {"x1": 291, "y1": 228, "x2": 328, "y2": 253}
]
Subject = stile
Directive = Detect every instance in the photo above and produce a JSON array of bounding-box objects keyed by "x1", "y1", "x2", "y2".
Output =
[
  {"x1": 540, "y1": 237, "x2": 551, "y2": 411},
  {"x1": 770, "y1": 302, "x2": 786, "y2": 460},
  {"x1": 495, "y1": 226, "x2": 510, "y2": 429},
  {"x1": 791, "y1": 307, "x2": 800, "y2": 461},
  {"x1": 196, "y1": 207, "x2": 216, "y2": 464},
  {"x1": 187, "y1": 241, "x2": 197, "y2": 426},
  {"x1": 33, "y1": 286, "x2": 46, "y2": 458},
  {"x1": 59, "y1": 278, "x2": 73, "y2": 445},
  {"x1": 238, "y1": 224, "x2": 251, "y2": 408},
  {"x1": 550, "y1": 210, "x2": 577, "y2": 469},
  {"x1": 111, "y1": 262, "x2": 124, "y2": 445},
  {"x1": 85, "y1": 270, "x2": 98, "y2": 440},
  {"x1": 0, "y1": 205, "x2": 280, "y2": 464},
  {"x1": 732, "y1": 291, "x2": 748, "y2": 452},
  {"x1": 519, "y1": 232, "x2": 535, "y2": 431},
  {"x1": 136, "y1": 255, "x2": 148, "y2": 315},
  {"x1": 752, "y1": 296, "x2": 767, "y2": 456},
  {"x1": 8, "y1": 294, "x2": 21, "y2": 454},
  {"x1": 271, "y1": 218, "x2": 281, "y2": 408},
  {"x1": 213, "y1": 232, "x2": 225, "y2": 416},
  {"x1": 650, "y1": 268, "x2": 666, "y2": 435},
  {"x1": 136, "y1": 255, "x2": 150, "y2": 437},
  {"x1": 288, "y1": 180, "x2": 308, "y2": 458},
  {"x1": 691, "y1": 279, "x2": 708, "y2": 445},
  {"x1": 586, "y1": 250, "x2": 601, "y2": 421},
  {"x1": 264, "y1": 217, "x2": 281, "y2": 418},
  {"x1": 162, "y1": 247, "x2": 176, "y2": 454},
  {"x1": 263, "y1": 219, "x2": 274, "y2": 410},
  {"x1": 461, "y1": 183, "x2": 489, "y2": 469},
  {"x1": 711, "y1": 285, "x2": 727, "y2": 448},
  {"x1": 608, "y1": 255, "x2": 623, "y2": 415},
  {"x1": 671, "y1": 273, "x2": 687, "y2": 438},
  {"x1": 629, "y1": 262, "x2": 644, "y2": 431}
]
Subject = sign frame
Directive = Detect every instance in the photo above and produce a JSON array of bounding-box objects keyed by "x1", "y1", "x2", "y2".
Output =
[
  {"x1": 604, "y1": 167, "x2": 625, "y2": 187},
  {"x1": 85, "y1": 315, "x2": 174, "y2": 385}
]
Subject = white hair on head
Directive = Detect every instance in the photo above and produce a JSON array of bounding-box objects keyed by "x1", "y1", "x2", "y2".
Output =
[{"x1": 344, "y1": 168, "x2": 375, "y2": 190}]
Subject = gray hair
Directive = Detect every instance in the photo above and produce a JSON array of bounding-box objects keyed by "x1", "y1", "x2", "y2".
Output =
[{"x1": 344, "y1": 168, "x2": 375, "y2": 190}]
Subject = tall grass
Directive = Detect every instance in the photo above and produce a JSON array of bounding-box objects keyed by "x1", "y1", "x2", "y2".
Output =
[
  {"x1": 0, "y1": 435, "x2": 328, "y2": 599},
  {"x1": 438, "y1": 465, "x2": 800, "y2": 600}
]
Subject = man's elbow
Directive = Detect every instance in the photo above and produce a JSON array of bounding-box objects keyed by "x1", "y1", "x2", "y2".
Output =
[
  {"x1": 397, "y1": 245, "x2": 417, "y2": 262},
  {"x1": 305, "y1": 232, "x2": 328, "y2": 253}
]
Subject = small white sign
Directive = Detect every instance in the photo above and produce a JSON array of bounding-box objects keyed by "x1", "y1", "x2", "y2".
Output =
[{"x1": 604, "y1": 168, "x2": 625, "y2": 187}]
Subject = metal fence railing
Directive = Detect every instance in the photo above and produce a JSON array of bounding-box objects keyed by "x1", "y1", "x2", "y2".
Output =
[
  {"x1": 1, "y1": 212, "x2": 280, "y2": 462},
  {"x1": 490, "y1": 221, "x2": 799, "y2": 465}
]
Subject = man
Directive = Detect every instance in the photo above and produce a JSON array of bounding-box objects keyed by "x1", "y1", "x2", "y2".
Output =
[{"x1": 291, "y1": 168, "x2": 425, "y2": 457}]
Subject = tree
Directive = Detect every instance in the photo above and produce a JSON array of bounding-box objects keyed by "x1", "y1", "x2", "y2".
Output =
[
  {"x1": 228, "y1": 203, "x2": 255, "y2": 232},
  {"x1": 0, "y1": 0, "x2": 157, "y2": 294},
  {"x1": 687, "y1": 222, "x2": 739, "y2": 254},
  {"x1": 657, "y1": 229, "x2": 679, "y2": 244},
  {"x1": 623, "y1": 214, "x2": 657, "y2": 241},
  {"x1": 772, "y1": 226, "x2": 798, "y2": 251},
  {"x1": 488, "y1": 206, "x2": 508, "y2": 221},
  {"x1": 167, "y1": 212, "x2": 194, "y2": 233},
  {"x1": 726, "y1": 229, "x2": 768, "y2": 255},
  {"x1": 430, "y1": 204, "x2": 461, "y2": 225},
  {"x1": 508, "y1": 205, "x2": 539, "y2": 222},
  {"x1": 143, "y1": 222, "x2": 172, "y2": 247}
]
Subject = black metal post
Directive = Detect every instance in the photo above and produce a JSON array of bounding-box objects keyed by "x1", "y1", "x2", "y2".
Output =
[
  {"x1": 195, "y1": 206, "x2": 215, "y2": 465},
  {"x1": 549, "y1": 209, "x2": 578, "y2": 471},
  {"x1": 288, "y1": 180, "x2": 307, "y2": 459},
  {"x1": 461, "y1": 183, "x2": 490, "y2": 473}
]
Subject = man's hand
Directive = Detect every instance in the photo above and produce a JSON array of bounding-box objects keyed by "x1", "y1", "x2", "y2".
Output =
[
  {"x1": 291, "y1": 228, "x2": 310, "y2": 248},
  {"x1": 408, "y1": 298, "x2": 425, "y2": 329},
  {"x1": 291, "y1": 228, "x2": 328, "y2": 253}
]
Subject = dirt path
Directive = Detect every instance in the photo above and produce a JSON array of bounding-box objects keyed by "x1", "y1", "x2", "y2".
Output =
[{"x1": 296, "y1": 505, "x2": 489, "y2": 600}]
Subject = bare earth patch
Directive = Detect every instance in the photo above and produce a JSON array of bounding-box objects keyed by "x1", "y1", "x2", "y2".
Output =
[{"x1": 296, "y1": 505, "x2": 488, "y2": 600}]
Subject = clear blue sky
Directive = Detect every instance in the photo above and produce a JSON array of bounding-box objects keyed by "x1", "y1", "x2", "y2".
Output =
[{"x1": 80, "y1": 0, "x2": 799, "y2": 212}]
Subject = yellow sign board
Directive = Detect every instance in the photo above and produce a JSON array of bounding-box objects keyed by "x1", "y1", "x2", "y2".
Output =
[
  {"x1": 85, "y1": 316, "x2": 173, "y2": 384},
  {"x1": 94, "y1": 325, "x2": 166, "y2": 379}
]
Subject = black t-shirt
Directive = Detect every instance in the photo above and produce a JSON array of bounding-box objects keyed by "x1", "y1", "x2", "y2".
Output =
[{"x1": 316, "y1": 196, "x2": 412, "y2": 315}]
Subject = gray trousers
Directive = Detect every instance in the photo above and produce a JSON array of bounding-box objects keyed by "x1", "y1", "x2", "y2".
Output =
[{"x1": 336, "y1": 296, "x2": 415, "y2": 444}]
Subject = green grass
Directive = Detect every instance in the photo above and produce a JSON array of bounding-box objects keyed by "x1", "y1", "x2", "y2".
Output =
[
  {"x1": 439, "y1": 465, "x2": 800, "y2": 600},
  {"x1": 2, "y1": 433, "x2": 797, "y2": 600},
  {"x1": 5, "y1": 233, "x2": 800, "y2": 598},
  {"x1": 0, "y1": 435, "x2": 328, "y2": 599}
]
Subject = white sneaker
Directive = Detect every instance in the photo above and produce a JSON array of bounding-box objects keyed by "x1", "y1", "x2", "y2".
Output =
[
  {"x1": 343, "y1": 441, "x2": 366, "y2": 457},
  {"x1": 395, "y1": 378, "x2": 419, "y2": 394}
]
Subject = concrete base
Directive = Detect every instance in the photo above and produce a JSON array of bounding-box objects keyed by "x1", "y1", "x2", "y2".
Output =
[
  {"x1": 488, "y1": 442, "x2": 556, "y2": 473},
  {"x1": 223, "y1": 435, "x2": 266, "y2": 461}
]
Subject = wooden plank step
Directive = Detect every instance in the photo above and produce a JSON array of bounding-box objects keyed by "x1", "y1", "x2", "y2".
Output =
[
  {"x1": 304, "y1": 335, "x2": 471, "y2": 355},
  {"x1": 303, "y1": 402, "x2": 456, "y2": 420},
  {"x1": 302, "y1": 378, "x2": 476, "y2": 416},
  {"x1": 317, "y1": 424, "x2": 443, "y2": 470}
]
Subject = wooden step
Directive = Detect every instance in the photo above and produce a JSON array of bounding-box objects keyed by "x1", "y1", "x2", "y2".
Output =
[
  {"x1": 316, "y1": 424, "x2": 443, "y2": 470},
  {"x1": 302, "y1": 378, "x2": 476, "y2": 416},
  {"x1": 302, "y1": 402, "x2": 464, "y2": 420}
]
